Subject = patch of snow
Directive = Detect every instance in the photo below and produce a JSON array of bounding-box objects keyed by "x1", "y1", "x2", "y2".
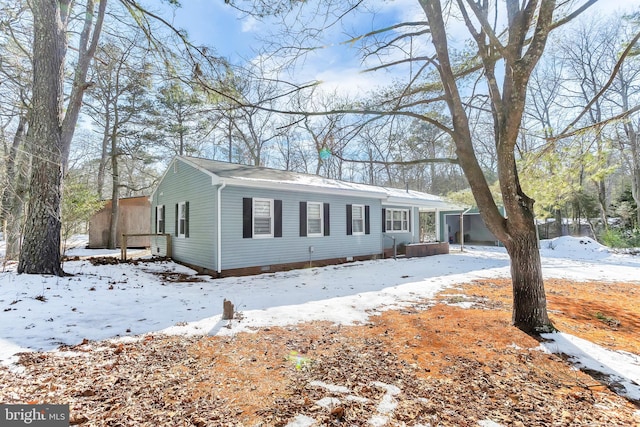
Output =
[
  {"x1": 285, "y1": 414, "x2": 316, "y2": 427},
  {"x1": 540, "y1": 332, "x2": 640, "y2": 401},
  {"x1": 450, "y1": 301, "x2": 475, "y2": 309},
  {"x1": 309, "y1": 381, "x2": 351, "y2": 394},
  {"x1": 315, "y1": 396, "x2": 341, "y2": 409},
  {"x1": 1, "y1": 234, "x2": 639, "y2": 408},
  {"x1": 371, "y1": 381, "x2": 401, "y2": 396},
  {"x1": 541, "y1": 236, "x2": 609, "y2": 258},
  {"x1": 345, "y1": 395, "x2": 369, "y2": 404},
  {"x1": 478, "y1": 420, "x2": 505, "y2": 427},
  {"x1": 368, "y1": 415, "x2": 389, "y2": 426}
]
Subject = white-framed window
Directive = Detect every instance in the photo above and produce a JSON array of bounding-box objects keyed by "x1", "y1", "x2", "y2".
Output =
[
  {"x1": 178, "y1": 202, "x2": 187, "y2": 237},
  {"x1": 385, "y1": 208, "x2": 410, "y2": 232},
  {"x1": 156, "y1": 205, "x2": 165, "y2": 234},
  {"x1": 352, "y1": 204, "x2": 365, "y2": 235},
  {"x1": 253, "y1": 198, "x2": 273, "y2": 238},
  {"x1": 307, "y1": 202, "x2": 323, "y2": 236}
]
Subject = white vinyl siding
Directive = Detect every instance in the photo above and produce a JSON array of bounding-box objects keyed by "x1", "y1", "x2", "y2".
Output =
[{"x1": 253, "y1": 198, "x2": 273, "y2": 238}]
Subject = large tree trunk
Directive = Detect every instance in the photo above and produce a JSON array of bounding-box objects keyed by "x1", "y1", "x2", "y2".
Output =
[
  {"x1": 504, "y1": 225, "x2": 551, "y2": 332},
  {"x1": 421, "y1": 0, "x2": 556, "y2": 333},
  {"x1": 633, "y1": 148, "x2": 640, "y2": 228},
  {"x1": 18, "y1": 0, "x2": 105, "y2": 275},
  {"x1": 17, "y1": 1, "x2": 66, "y2": 276}
]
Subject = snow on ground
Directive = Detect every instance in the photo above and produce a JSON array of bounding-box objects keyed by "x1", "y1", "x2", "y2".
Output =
[{"x1": 0, "y1": 235, "x2": 639, "y2": 401}]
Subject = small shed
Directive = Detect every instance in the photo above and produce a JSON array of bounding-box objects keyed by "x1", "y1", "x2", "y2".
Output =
[{"x1": 88, "y1": 196, "x2": 151, "y2": 248}]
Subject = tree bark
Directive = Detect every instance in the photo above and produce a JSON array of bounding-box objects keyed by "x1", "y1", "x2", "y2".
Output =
[
  {"x1": 18, "y1": 0, "x2": 105, "y2": 275},
  {"x1": 420, "y1": 0, "x2": 555, "y2": 333},
  {"x1": 554, "y1": 208, "x2": 563, "y2": 237},
  {"x1": 97, "y1": 115, "x2": 111, "y2": 199},
  {"x1": 18, "y1": 0, "x2": 66, "y2": 275},
  {"x1": 504, "y1": 218, "x2": 551, "y2": 332},
  {"x1": 107, "y1": 132, "x2": 120, "y2": 249}
]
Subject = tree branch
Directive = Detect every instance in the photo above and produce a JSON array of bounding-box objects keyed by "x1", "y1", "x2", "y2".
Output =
[
  {"x1": 331, "y1": 152, "x2": 459, "y2": 166},
  {"x1": 548, "y1": 104, "x2": 640, "y2": 143},
  {"x1": 557, "y1": 28, "x2": 640, "y2": 137}
]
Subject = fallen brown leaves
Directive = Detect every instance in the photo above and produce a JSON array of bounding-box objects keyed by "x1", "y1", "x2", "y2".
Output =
[{"x1": 0, "y1": 278, "x2": 639, "y2": 426}]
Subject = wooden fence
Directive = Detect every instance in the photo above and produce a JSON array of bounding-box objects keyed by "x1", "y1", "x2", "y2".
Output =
[{"x1": 120, "y1": 233, "x2": 172, "y2": 261}]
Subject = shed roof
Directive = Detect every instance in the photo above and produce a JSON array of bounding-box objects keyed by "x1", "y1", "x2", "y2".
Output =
[{"x1": 178, "y1": 156, "x2": 464, "y2": 211}]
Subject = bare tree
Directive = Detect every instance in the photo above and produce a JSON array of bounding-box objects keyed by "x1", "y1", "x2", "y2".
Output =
[
  {"x1": 0, "y1": 1, "x2": 32, "y2": 260},
  {"x1": 84, "y1": 35, "x2": 153, "y2": 248},
  {"x1": 610, "y1": 22, "x2": 640, "y2": 228},
  {"x1": 236, "y1": 0, "x2": 613, "y2": 332},
  {"x1": 523, "y1": 44, "x2": 566, "y2": 237},
  {"x1": 413, "y1": 0, "x2": 561, "y2": 331},
  {"x1": 558, "y1": 16, "x2": 619, "y2": 228}
]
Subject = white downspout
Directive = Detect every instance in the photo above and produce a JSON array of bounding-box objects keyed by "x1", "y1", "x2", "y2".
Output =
[{"x1": 217, "y1": 181, "x2": 226, "y2": 275}]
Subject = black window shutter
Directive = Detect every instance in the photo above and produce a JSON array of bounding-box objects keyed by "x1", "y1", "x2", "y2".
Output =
[
  {"x1": 408, "y1": 209, "x2": 411, "y2": 232},
  {"x1": 381, "y1": 208, "x2": 386, "y2": 232},
  {"x1": 365, "y1": 205, "x2": 370, "y2": 235},
  {"x1": 243, "y1": 198, "x2": 253, "y2": 238},
  {"x1": 299, "y1": 201, "x2": 307, "y2": 237},
  {"x1": 175, "y1": 204, "x2": 178, "y2": 236},
  {"x1": 323, "y1": 203, "x2": 330, "y2": 236},
  {"x1": 185, "y1": 202, "x2": 189, "y2": 238},
  {"x1": 274, "y1": 199, "x2": 283, "y2": 238},
  {"x1": 346, "y1": 204, "x2": 352, "y2": 235},
  {"x1": 155, "y1": 206, "x2": 158, "y2": 233},
  {"x1": 161, "y1": 206, "x2": 165, "y2": 233}
]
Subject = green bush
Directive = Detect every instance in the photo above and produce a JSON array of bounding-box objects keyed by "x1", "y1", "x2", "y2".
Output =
[{"x1": 599, "y1": 228, "x2": 640, "y2": 248}]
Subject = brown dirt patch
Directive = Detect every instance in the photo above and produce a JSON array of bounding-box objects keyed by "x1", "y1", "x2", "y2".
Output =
[
  {"x1": 455, "y1": 278, "x2": 640, "y2": 355},
  {"x1": 0, "y1": 279, "x2": 638, "y2": 426}
]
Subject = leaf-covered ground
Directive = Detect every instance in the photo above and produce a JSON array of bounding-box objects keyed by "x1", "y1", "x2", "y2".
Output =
[{"x1": 1, "y1": 278, "x2": 638, "y2": 426}]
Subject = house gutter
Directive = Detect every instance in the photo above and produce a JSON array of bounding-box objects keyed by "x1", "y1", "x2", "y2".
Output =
[{"x1": 216, "y1": 181, "x2": 226, "y2": 275}]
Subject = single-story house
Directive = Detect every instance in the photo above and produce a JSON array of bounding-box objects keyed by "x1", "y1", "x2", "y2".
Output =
[
  {"x1": 89, "y1": 196, "x2": 151, "y2": 248},
  {"x1": 150, "y1": 156, "x2": 464, "y2": 276}
]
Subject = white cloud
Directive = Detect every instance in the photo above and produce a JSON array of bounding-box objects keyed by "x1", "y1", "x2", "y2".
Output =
[{"x1": 241, "y1": 15, "x2": 259, "y2": 33}]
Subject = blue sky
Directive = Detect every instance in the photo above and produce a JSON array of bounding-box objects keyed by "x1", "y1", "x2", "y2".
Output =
[
  {"x1": 156, "y1": 0, "x2": 640, "y2": 97},
  {"x1": 165, "y1": 0, "x2": 258, "y2": 62},
  {"x1": 154, "y1": 0, "x2": 423, "y2": 95}
]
